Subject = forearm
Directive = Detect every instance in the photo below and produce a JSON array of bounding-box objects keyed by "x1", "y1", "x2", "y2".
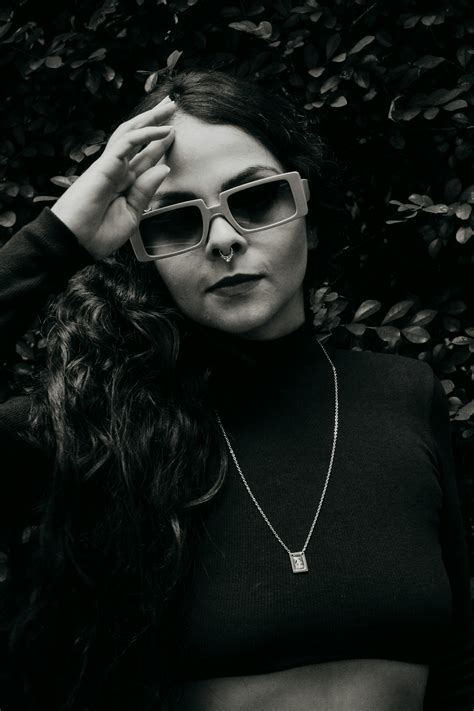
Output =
[{"x1": 0, "y1": 208, "x2": 93, "y2": 362}]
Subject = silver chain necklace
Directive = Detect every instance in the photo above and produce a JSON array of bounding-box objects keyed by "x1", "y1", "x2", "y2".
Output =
[{"x1": 216, "y1": 339, "x2": 339, "y2": 574}]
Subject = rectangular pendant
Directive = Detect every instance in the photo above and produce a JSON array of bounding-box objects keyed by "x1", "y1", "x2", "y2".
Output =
[{"x1": 289, "y1": 551, "x2": 308, "y2": 573}]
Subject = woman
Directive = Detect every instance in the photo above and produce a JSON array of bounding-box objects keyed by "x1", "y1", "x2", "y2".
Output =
[{"x1": 0, "y1": 70, "x2": 472, "y2": 710}]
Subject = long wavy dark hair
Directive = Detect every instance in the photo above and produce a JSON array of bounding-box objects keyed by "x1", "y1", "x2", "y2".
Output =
[{"x1": 7, "y1": 70, "x2": 332, "y2": 710}]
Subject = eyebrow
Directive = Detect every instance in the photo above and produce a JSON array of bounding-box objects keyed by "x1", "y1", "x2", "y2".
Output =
[{"x1": 153, "y1": 165, "x2": 281, "y2": 206}]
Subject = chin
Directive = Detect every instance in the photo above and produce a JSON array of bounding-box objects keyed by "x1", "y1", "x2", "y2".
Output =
[
  {"x1": 210, "y1": 311, "x2": 293, "y2": 341},
  {"x1": 196, "y1": 307, "x2": 274, "y2": 339}
]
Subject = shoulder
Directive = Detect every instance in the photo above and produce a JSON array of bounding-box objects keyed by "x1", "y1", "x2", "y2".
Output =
[{"x1": 329, "y1": 346, "x2": 436, "y2": 414}]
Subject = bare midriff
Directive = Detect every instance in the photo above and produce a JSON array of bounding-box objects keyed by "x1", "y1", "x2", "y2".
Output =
[{"x1": 167, "y1": 659, "x2": 429, "y2": 711}]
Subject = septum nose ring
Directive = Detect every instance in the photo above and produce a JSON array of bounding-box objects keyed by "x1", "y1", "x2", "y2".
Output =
[{"x1": 218, "y1": 247, "x2": 234, "y2": 263}]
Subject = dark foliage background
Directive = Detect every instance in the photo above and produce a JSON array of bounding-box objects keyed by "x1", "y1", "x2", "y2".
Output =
[{"x1": 0, "y1": 0, "x2": 473, "y2": 591}]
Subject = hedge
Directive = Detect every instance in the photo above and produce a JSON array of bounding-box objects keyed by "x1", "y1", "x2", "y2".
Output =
[{"x1": 0, "y1": 0, "x2": 473, "y2": 578}]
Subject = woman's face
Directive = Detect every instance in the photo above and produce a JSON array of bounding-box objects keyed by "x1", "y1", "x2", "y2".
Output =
[{"x1": 153, "y1": 112, "x2": 309, "y2": 340}]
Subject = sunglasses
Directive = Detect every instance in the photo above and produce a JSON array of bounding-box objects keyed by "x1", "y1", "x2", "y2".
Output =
[{"x1": 130, "y1": 171, "x2": 310, "y2": 261}]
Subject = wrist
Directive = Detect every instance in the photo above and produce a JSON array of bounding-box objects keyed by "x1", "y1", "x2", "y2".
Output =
[{"x1": 50, "y1": 200, "x2": 100, "y2": 259}]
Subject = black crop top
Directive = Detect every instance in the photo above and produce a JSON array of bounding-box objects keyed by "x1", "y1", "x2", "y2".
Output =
[
  {"x1": 0, "y1": 210, "x2": 473, "y2": 709},
  {"x1": 173, "y1": 327, "x2": 470, "y2": 696}
]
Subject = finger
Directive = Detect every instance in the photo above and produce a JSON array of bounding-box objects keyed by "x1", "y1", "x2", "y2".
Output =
[
  {"x1": 109, "y1": 98, "x2": 176, "y2": 144},
  {"x1": 126, "y1": 164, "x2": 171, "y2": 216},
  {"x1": 129, "y1": 131, "x2": 175, "y2": 176},
  {"x1": 104, "y1": 125, "x2": 173, "y2": 162}
]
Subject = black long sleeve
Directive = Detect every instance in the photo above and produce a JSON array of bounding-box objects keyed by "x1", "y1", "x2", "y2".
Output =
[
  {"x1": 0, "y1": 208, "x2": 93, "y2": 526},
  {"x1": 423, "y1": 376, "x2": 474, "y2": 709},
  {"x1": 0, "y1": 208, "x2": 92, "y2": 363}
]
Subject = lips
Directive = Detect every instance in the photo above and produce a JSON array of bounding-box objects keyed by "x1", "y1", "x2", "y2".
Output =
[{"x1": 208, "y1": 274, "x2": 263, "y2": 292}]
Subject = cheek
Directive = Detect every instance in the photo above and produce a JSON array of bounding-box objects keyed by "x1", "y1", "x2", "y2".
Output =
[
  {"x1": 154, "y1": 257, "x2": 203, "y2": 317},
  {"x1": 276, "y1": 221, "x2": 308, "y2": 275}
]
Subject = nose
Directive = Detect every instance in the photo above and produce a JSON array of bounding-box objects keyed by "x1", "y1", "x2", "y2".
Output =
[{"x1": 205, "y1": 215, "x2": 248, "y2": 260}]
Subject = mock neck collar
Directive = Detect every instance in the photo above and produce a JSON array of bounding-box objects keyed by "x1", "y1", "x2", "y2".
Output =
[{"x1": 181, "y1": 317, "x2": 326, "y2": 377}]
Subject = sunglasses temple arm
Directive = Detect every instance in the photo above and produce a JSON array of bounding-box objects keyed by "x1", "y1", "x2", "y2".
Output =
[{"x1": 302, "y1": 179, "x2": 310, "y2": 202}]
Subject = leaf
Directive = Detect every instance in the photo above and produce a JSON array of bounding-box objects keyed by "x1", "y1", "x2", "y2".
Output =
[
  {"x1": 442, "y1": 316, "x2": 461, "y2": 333},
  {"x1": 45, "y1": 55, "x2": 63, "y2": 68},
  {"x1": 443, "y1": 99, "x2": 468, "y2": 112},
  {"x1": 145, "y1": 71, "x2": 158, "y2": 93},
  {"x1": 456, "y1": 46, "x2": 471, "y2": 68},
  {"x1": 422, "y1": 204, "x2": 449, "y2": 214},
  {"x1": 388, "y1": 95, "x2": 402, "y2": 121},
  {"x1": 441, "y1": 380, "x2": 455, "y2": 394},
  {"x1": 443, "y1": 300, "x2": 466, "y2": 315},
  {"x1": 85, "y1": 68, "x2": 100, "y2": 94},
  {"x1": 320, "y1": 75, "x2": 340, "y2": 93},
  {"x1": 166, "y1": 49, "x2": 183, "y2": 70},
  {"x1": 408, "y1": 194, "x2": 433, "y2": 207},
  {"x1": 428, "y1": 238, "x2": 442, "y2": 258},
  {"x1": 0, "y1": 21, "x2": 12, "y2": 40},
  {"x1": 229, "y1": 20, "x2": 272, "y2": 39},
  {"x1": 413, "y1": 55, "x2": 445, "y2": 69},
  {"x1": 326, "y1": 33, "x2": 341, "y2": 59},
  {"x1": 423, "y1": 107, "x2": 439, "y2": 120},
  {"x1": 399, "y1": 107, "x2": 421, "y2": 121},
  {"x1": 381, "y1": 300, "x2": 415, "y2": 324},
  {"x1": 444, "y1": 177, "x2": 462, "y2": 201},
  {"x1": 460, "y1": 185, "x2": 474, "y2": 203},
  {"x1": 404, "y1": 15, "x2": 420, "y2": 28},
  {"x1": 332, "y1": 52, "x2": 347, "y2": 63},
  {"x1": 308, "y1": 67, "x2": 325, "y2": 78},
  {"x1": 345, "y1": 323, "x2": 366, "y2": 336},
  {"x1": 33, "y1": 195, "x2": 57, "y2": 203},
  {"x1": 376, "y1": 326, "x2": 401, "y2": 342},
  {"x1": 89, "y1": 47, "x2": 107, "y2": 61},
  {"x1": 16, "y1": 341, "x2": 34, "y2": 360},
  {"x1": 354, "y1": 70, "x2": 370, "y2": 89},
  {"x1": 101, "y1": 65, "x2": 115, "y2": 82},
  {"x1": 402, "y1": 326, "x2": 430, "y2": 343},
  {"x1": 348, "y1": 35, "x2": 375, "y2": 55},
  {"x1": 330, "y1": 96, "x2": 347, "y2": 108},
  {"x1": 83, "y1": 144, "x2": 102, "y2": 157},
  {"x1": 408, "y1": 309, "x2": 438, "y2": 327},
  {"x1": 50, "y1": 175, "x2": 77, "y2": 188},
  {"x1": 451, "y1": 336, "x2": 473, "y2": 346},
  {"x1": 454, "y1": 401, "x2": 474, "y2": 421},
  {"x1": 456, "y1": 226, "x2": 474, "y2": 244},
  {"x1": 352, "y1": 299, "x2": 382, "y2": 323},
  {"x1": 455, "y1": 203, "x2": 472, "y2": 220},
  {"x1": 429, "y1": 87, "x2": 467, "y2": 106},
  {"x1": 20, "y1": 184, "x2": 34, "y2": 198},
  {"x1": 0, "y1": 211, "x2": 16, "y2": 228},
  {"x1": 259, "y1": 62, "x2": 286, "y2": 75},
  {"x1": 397, "y1": 204, "x2": 419, "y2": 212}
]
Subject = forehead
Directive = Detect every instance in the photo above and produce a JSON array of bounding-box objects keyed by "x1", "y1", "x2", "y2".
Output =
[{"x1": 161, "y1": 112, "x2": 284, "y2": 191}]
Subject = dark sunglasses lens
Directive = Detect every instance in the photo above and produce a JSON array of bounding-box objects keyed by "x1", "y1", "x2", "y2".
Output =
[
  {"x1": 227, "y1": 179, "x2": 296, "y2": 229},
  {"x1": 139, "y1": 206, "x2": 203, "y2": 257}
]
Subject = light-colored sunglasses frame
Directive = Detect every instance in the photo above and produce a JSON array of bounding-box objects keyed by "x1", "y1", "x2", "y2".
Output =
[{"x1": 129, "y1": 171, "x2": 310, "y2": 261}]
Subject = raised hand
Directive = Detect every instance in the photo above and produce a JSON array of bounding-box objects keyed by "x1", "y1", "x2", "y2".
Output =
[{"x1": 51, "y1": 96, "x2": 176, "y2": 259}]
